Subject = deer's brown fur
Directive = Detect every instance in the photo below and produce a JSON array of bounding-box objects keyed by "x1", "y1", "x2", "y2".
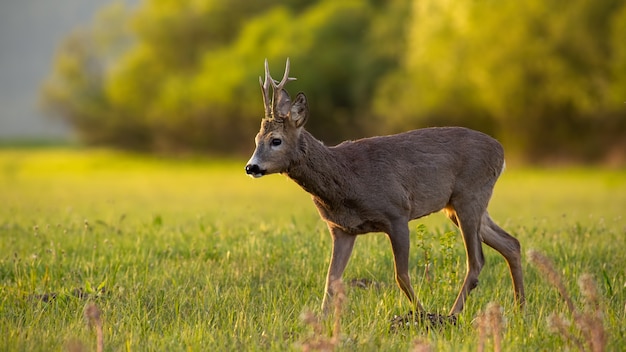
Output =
[{"x1": 246, "y1": 59, "x2": 525, "y2": 315}]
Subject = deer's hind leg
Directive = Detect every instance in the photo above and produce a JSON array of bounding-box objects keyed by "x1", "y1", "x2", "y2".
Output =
[{"x1": 480, "y1": 213, "x2": 525, "y2": 308}]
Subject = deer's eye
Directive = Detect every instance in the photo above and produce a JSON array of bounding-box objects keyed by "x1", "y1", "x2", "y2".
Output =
[{"x1": 271, "y1": 138, "x2": 282, "y2": 147}]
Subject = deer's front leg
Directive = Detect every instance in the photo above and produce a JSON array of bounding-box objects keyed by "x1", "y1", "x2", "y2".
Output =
[
  {"x1": 388, "y1": 220, "x2": 425, "y2": 313},
  {"x1": 321, "y1": 226, "x2": 356, "y2": 315}
]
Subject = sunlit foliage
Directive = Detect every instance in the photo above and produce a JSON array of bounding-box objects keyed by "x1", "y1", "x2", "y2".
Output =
[{"x1": 42, "y1": 0, "x2": 626, "y2": 162}]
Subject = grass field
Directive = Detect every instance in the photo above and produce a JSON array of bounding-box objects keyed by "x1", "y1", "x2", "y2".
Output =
[{"x1": 1, "y1": 148, "x2": 625, "y2": 351}]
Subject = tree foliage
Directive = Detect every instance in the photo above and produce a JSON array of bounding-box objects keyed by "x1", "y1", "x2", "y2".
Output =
[
  {"x1": 42, "y1": 0, "x2": 625, "y2": 162},
  {"x1": 375, "y1": 0, "x2": 626, "y2": 161}
]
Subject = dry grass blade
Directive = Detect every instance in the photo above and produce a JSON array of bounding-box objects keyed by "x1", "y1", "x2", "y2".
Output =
[
  {"x1": 84, "y1": 303, "x2": 104, "y2": 352},
  {"x1": 300, "y1": 281, "x2": 346, "y2": 351},
  {"x1": 475, "y1": 302, "x2": 504, "y2": 352},
  {"x1": 527, "y1": 250, "x2": 575, "y2": 314},
  {"x1": 576, "y1": 274, "x2": 606, "y2": 352},
  {"x1": 411, "y1": 338, "x2": 433, "y2": 352},
  {"x1": 528, "y1": 249, "x2": 607, "y2": 352},
  {"x1": 547, "y1": 313, "x2": 585, "y2": 351}
]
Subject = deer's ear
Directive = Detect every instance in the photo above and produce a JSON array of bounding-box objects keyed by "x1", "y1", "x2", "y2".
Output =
[
  {"x1": 289, "y1": 92, "x2": 308, "y2": 128},
  {"x1": 274, "y1": 89, "x2": 291, "y2": 119}
]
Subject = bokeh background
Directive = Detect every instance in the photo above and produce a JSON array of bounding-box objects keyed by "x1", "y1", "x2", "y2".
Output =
[{"x1": 2, "y1": 0, "x2": 625, "y2": 164}]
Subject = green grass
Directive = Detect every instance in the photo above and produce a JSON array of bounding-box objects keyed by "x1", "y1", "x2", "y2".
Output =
[{"x1": 1, "y1": 148, "x2": 625, "y2": 351}]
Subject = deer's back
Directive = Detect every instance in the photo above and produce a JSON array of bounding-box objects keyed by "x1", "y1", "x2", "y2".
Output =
[
  {"x1": 328, "y1": 127, "x2": 504, "y2": 224},
  {"x1": 334, "y1": 127, "x2": 504, "y2": 175}
]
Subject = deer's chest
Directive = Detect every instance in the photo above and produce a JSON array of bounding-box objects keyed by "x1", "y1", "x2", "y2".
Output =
[{"x1": 313, "y1": 198, "x2": 390, "y2": 235}]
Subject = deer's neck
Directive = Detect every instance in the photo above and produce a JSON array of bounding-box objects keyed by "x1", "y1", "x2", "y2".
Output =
[{"x1": 285, "y1": 130, "x2": 350, "y2": 208}]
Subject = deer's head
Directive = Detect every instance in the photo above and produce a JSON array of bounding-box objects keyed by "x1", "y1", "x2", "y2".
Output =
[{"x1": 245, "y1": 59, "x2": 309, "y2": 178}]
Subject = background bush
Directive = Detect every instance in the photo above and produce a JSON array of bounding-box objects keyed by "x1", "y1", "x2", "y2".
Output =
[{"x1": 41, "y1": 0, "x2": 626, "y2": 162}]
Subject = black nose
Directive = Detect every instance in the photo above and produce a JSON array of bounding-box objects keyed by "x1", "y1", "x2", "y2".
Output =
[{"x1": 245, "y1": 164, "x2": 261, "y2": 175}]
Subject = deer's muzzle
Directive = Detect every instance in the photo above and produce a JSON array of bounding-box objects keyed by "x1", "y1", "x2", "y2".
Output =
[{"x1": 245, "y1": 164, "x2": 266, "y2": 178}]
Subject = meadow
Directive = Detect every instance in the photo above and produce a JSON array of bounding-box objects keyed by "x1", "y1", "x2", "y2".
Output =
[{"x1": 1, "y1": 148, "x2": 624, "y2": 351}]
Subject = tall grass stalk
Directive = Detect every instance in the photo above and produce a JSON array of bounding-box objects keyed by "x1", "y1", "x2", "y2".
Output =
[{"x1": 528, "y1": 250, "x2": 607, "y2": 352}]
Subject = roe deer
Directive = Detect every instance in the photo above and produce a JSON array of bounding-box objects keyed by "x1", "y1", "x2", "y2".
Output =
[{"x1": 245, "y1": 58, "x2": 525, "y2": 316}]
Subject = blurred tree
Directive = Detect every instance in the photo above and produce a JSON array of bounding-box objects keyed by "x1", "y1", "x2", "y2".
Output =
[
  {"x1": 42, "y1": 0, "x2": 625, "y2": 162},
  {"x1": 43, "y1": 0, "x2": 401, "y2": 152},
  {"x1": 375, "y1": 0, "x2": 626, "y2": 162},
  {"x1": 41, "y1": 2, "x2": 149, "y2": 148}
]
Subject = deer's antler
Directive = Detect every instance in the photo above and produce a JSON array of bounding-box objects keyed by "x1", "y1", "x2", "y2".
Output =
[
  {"x1": 259, "y1": 58, "x2": 296, "y2": 119},
  {"x1": 259, "y1": 59, "x2": 272, "y2": 119}
]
